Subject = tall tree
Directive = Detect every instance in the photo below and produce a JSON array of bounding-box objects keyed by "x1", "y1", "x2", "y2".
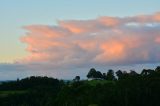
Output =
[
  {"x1": 102, "y1": 73, "x2": 107, "y2": 80},
  {"x1": 87, "y1": 68, "x2": 103, "y2": 79},
  {"x1": 87, "y1": 68, "x2": 97, "y2": 79},
  {"x1": 74, "y1": 76, "x2": 80, "y2": 82},
  {"x1": 116, "y1": 70, "x2": 123, "y2": 79},
  {"x1": 96, "y1": 71, "x2": 103, "y2": 78},
  {"x1": 106, "y1": 69, "x2": 115, "y2": 81}
]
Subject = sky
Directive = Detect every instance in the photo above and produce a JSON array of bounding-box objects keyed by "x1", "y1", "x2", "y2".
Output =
[{"x1": 0, "y1": 0, "x2": 160, "y2": 80}]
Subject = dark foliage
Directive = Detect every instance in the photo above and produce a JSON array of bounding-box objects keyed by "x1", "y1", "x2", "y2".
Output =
[
  {"x1": 0, "y1": 66, "x2": 160, "y2": 106},
  {"x1": 0, "y1": 76, "x2": 64, "y2": 106}
]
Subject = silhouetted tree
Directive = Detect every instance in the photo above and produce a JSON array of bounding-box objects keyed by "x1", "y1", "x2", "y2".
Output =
[
  {"x1": 141, "y1": 69, "x2": 148, "y2": 76},
  {"x1": 116, "y1": 70, "x2": 123, "y2": 79},
  {"x1": 102, "y1": 73, "x2": 107, "y2": 80},
  {"x1": 74, "y1": 76, "x2": 80, "y2": 82},
  {"x1": 2, "y1": 66, "x2": 160, "y2": 106},
  {"x1": 155, "y1": 66, "x2": 160, "y2": 72},
  {"x1": 141, "y1": 69, "x2": 154, "y2": 76},
  {"x1": 87, "y1": 68, "x2": 102, "y2": 79},
  {"x1": 106, "y1": 69, "x2": 115, "y2": 81},
  {"x1": 87, "y1": 68, "x2": 97, "y2": 79},
  {"x1": 96, "y1": 71, "x2": 103, "y2": 78},
  {"x1": 130, "y1": 70, "x2": 138, "y2": 76},
  {"x1": 17, "y1": 78, "x2": 20, "y2": 82}
]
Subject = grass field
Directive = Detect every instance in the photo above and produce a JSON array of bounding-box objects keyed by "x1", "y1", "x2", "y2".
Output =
[
  {"x1": 84, "y1": 80, "x2": 114, "y2": 86},
  {"x1": 0, "y1": 90, "x2": 27, "y2": 97}
]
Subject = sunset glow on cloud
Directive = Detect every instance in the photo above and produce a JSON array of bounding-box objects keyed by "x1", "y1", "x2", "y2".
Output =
[{"x1": 21, "y1": 12, "x2": 160, "y2": 68}]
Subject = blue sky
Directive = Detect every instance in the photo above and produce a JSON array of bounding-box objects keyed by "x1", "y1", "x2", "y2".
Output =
[
  {"x1": 0, "y1": 0, "x2": 160, "y2": 80},
  {"x1": 1, "y1": 0, "x2": 160, "y2": 63}
]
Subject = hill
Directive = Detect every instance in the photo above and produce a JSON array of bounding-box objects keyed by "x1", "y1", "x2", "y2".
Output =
[{"x1": 0, "y1": 66, "x2": 160, "y2": 106}]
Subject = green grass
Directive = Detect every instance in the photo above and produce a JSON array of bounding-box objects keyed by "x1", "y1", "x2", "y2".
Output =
[
  {"x1": 0, "y1": 90, "x2": 27, "y2": 97},
  {"x1": 84, "y1": 80, "x2": 114, "y2": 86}
]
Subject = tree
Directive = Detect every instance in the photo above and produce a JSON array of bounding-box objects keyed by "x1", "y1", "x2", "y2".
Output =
[
  {"x1": 74, "y1": 76, "x2": 80, "y2": 82},
  {"x1": 141, "y1": 69, "x2": 148, "y2": 76},
  {"x1": 87, "y1": 68, "x2": 103, "y2": 79},
  {"x1": 102, "y1": 73, "x2": 107, "y2": 80},
  {"x1": 129, "y1": 70, "x2": 138, "y2": 76},
  {"x1": 106, "y1": 69, "x2": 115, "y2": 81},
  {"x1": 96, "y1": 71, "x2": 103, "y2": 78},
  {"x1": 155, "y1": 66, "x2": 160, "y2": 72},
  {"x1": 116, "y1": 70, "x2": 123, "y2": 79},
  {"x1": 87, "y1": 68, "x2": 97, "y2": 79},
  {"x1": 141, "y1": 69, "x2": 154, "y2": 76},
  {"x1": 17, "y1": 78, "x2": 20, "y2": 82}
]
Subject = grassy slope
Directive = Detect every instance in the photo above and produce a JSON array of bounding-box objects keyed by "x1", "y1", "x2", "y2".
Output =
[
  {"x1": 84, "y1": 80, "x2": 114, "y2": 86},
  {"x1": 0, "y1": 90, "x2": 27, "y2": 97}
]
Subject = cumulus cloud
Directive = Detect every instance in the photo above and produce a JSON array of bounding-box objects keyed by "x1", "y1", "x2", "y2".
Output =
[
  {"x1": 0, "y1": 12, "x2": 160, "y2": 80},
  {"x1": 1, "y1": 12, "x2": 160, "y2": 80},
  {"x1": 20, "y1": 12, "x2": 160, "y2": 68}
]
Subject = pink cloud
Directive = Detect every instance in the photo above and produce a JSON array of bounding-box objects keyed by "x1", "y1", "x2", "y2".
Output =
[
  {"x1": 98, "y1": 16, "x2": 120, "y2": 27},
  {"x1": 59, "y1": 21, "x2": 85, "y2": 33},
  {"x1": 155, "y1": 37, "x2": 160, "y2": 43},
  {"x1": 153, "y1": 12, "x2": 160, "y2": 21},
  {"x1": 20, "y1": 12, "x2": 160, "y2": 68}
]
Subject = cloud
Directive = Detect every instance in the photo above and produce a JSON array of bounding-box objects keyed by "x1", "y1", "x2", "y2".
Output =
[
  {"x1": 1, "y1": 12, "x2": 160, "y2": 80},
  {"x1": 20, "y1": 12, "x2": 160, "y2": 67}
]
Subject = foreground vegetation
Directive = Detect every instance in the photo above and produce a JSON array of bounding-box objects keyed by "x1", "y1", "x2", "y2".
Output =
[{"x1": 0, "y1": 66, "x2": 160, "y2": 106}]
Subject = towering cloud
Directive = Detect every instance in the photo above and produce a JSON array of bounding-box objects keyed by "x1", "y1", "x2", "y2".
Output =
[
  {"x1": 21, "y1": 12, "x2": 160, "y2": 68},
  {"x1": 0, "y1": 12, "x2": 160, "y2": 80}
]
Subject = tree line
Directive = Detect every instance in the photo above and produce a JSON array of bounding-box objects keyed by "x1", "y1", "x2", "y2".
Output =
[
  {"x1": 73, "y1": 66, "x2": 160, "y2": 81},
  {"x1": 61, "y1": 66, "x2": 160, "y2": 106},
  {"x1": 0, "y1": 66, "x2": 160, "y2": 106}
]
